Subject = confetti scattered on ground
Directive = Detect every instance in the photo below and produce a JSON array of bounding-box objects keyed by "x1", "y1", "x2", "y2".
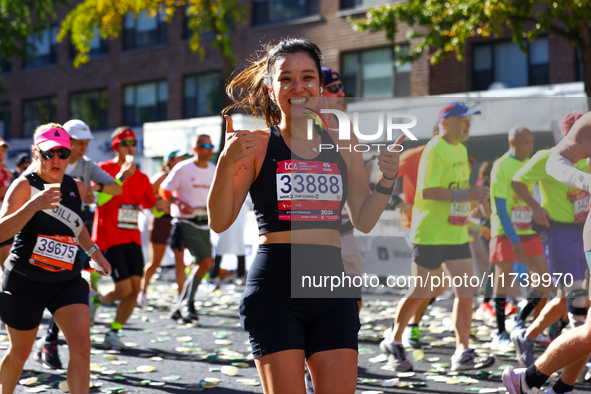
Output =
[{"x1": 9, "y1": 275, "x2": 591, "y2": 393}]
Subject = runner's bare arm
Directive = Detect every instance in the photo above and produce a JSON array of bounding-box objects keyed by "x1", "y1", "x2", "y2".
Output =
[
  {"x1": 547, "y1": 115, "x2": 591, "y2": 191},
  {"x1": 0, "y1": 178, "x2": 59, "y2": 242},
  {"x1": 511, "y1": 180, "x2": 551, "y2": 227},
  {"x1": 347, "y1": 134, "x2": 404, "y2": 233},
  {"x1": 208, "y1": 115, "x2": 257, "y2": 233},
  {"x1": 422, "y1": 186, "x2": 489, "y2": 202},
  {"x1": 78, "y1": 225, "x2": 111, "y2": 275}
]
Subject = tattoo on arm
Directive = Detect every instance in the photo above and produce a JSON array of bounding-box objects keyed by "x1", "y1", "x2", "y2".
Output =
[{"x1": 235, "y1": 163, "x2": 247, "y2": 175}]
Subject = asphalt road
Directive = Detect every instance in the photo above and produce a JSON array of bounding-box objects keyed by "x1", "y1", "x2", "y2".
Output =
[{"x1": 4, "y1": 271, "x2": 591, "y2": 393}]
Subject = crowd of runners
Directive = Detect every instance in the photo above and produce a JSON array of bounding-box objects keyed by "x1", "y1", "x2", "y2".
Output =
[{"x1": 0, "y1": 37, "x2": 590, "y2": 394}]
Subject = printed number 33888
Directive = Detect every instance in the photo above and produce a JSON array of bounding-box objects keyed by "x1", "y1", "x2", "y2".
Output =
[{"x1": 278, "y1": 174, "x2": 341, "y2": 195}]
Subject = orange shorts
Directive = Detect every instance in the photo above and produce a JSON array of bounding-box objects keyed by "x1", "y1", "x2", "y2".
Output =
[{"x1": 489, "y1": 234, "x2": 543, "y2": 263}]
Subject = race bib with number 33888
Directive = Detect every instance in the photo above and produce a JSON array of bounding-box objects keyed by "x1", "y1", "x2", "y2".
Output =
[{"x1": 276, "y1": 160, "x2": 343, "y2": 222}]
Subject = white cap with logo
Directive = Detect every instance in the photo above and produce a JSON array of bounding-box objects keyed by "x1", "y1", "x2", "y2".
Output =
[{"x1": 63, "y1": 119, "x2": 94, "y2": 140}]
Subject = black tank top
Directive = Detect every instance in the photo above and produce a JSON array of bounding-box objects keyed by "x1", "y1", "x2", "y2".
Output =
[
  {"x1": 4, "y1": 173, "x2": 84, "y2": 283},
  {"x1": 250, "y1": 125, "x2": 348, "y2": 235}
]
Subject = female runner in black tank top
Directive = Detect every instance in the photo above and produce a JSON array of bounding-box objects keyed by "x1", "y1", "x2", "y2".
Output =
[
  {"x1": 0, "y1": 123, "x2": 111, "y2": 394},
  {"x1": 208, "y1": 38, "x2": 405, "y2": 393}
]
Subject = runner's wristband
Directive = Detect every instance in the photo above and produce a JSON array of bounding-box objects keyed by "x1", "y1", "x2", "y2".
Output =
[
  {"x1": 382, "y1": 172, "x2": 398, "y2": 181},
  {"x1": 86, "y1": 244, "x2": 100, "y2": 256},
  {"x1": 375, "y1": 180, "x2": 395, "y2": 195},
  {"x1": 452, "y1": 189, "x2": 468, "y2": 201}
]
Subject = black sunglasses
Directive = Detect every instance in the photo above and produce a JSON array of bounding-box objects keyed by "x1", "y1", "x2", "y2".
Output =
[
  {"x1": 325, "y1": 83, "x2": 343, "y2": 94},
  {"x1": 36, "y1": 148, "x2": 71, "y2": 161},
  {"x1": 120, "y1": 140, "x2": 137, "y2": 147},
  {"x1": 197, "y1": 143, "x2": 214, "y2": 149}
]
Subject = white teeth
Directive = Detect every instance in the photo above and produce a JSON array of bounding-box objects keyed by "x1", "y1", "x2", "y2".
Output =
[{"x1": 291, "y1": 98, "x2": 306, "y2": 105}]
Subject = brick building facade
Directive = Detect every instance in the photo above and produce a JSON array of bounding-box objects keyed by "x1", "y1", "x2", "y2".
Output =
[{"x1": 0, "y1": 0, "x2": 583, "y2": 140}]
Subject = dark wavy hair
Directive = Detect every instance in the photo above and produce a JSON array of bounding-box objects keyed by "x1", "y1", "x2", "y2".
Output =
[{"x1": 223, "y1": 38, "x2": 324, "y2": 127}]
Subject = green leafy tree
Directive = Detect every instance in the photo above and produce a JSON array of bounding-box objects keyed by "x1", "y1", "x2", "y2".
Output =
[
  {"x1": 0, "y1": 0, "x2": 68, "y2": 71},
  {"x1": 60, "y1": 0, "x2": 247, "y2": 147},
  {"x1": 349, "y1": 0, "x2": 591, "y2": 98},
  {"x1": 59, "y1": 0, "x2": 246, "y2": 69}
]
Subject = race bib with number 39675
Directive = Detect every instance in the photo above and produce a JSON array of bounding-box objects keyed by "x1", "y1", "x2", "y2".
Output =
[{"x1": 30, "y1": 234, "x2": 78, "y2": 272}]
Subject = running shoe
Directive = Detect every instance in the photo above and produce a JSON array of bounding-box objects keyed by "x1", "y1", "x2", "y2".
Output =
[
  {"x1": 379, "y1": 339, "x2": 413, "y2": 372},
  {"x1": 136, "y1": 291, "x2": 148, "y2": 310},
  {"x1": 492, "y1": 331, "x2": 515, "y2": 352},
  {"x1": 170, "y1": 309, "x2": 183, "y2": 321},
  {"x1": 511, "y1": 318, "x2": 527, "y2": 333},
  {"x1": 34, "y1": 338, "x2": 62, "y2": 369},
  {"x1": 182, "y1": 302, "x2": 199, "y2": 321},
  {"x1": 505, "y1": 303, "x2": 518, "y2": 316},
  {"x1": 502, "y1": 366, "x2": 540, "y2": 394},
  {"x1": 450, "y1": 349, "x2": 495, "y2": 371},
  {"x1": 402, "y1": 324, "x2": 423, "y2": 349},
  {"x1": 103, "y1": 331, "x2": 127, "y2": 351},
  {"x1": 476, "y1": 302, "x2": 496, "y2": 320},
  {"x1": 534, "y1": 333, "x2": 550, "y2": 345},
  {"x1": 545, "y1": 385, "x2": 570, "y2": 394},
  {"x1": 511, "y1": 328, "x2": 535, "y2": 368}
]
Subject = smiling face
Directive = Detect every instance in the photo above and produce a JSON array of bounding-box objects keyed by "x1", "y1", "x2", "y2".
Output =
[{"x1": 268, "y1": 52, "x2": 322, "y2": 122}]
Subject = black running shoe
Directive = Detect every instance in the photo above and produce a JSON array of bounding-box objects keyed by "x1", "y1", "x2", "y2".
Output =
[{"x1": 34, "y1": 338, "x2": 62, "y2": 369}]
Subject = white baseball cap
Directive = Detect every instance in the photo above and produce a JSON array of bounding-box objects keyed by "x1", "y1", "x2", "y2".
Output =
[{"x1": 63, "y1": 119, "x2": 94, "y2": 140}]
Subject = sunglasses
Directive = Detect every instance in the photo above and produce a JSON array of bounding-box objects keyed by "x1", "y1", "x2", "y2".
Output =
[
  {"x1": 36, "y1": 148, "x2": 71, "y2": 161},
  {"x1": 325, "y1": 83, "x2": 343, "y2": 94},
  {"x1": 120, "y1": 140, "x2": 137, "y2": 147},
  {"x1": 197, "y1": 143, "x2": 214, "y2": 149}
]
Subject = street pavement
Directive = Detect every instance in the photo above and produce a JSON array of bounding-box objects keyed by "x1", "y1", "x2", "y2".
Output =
[{"x1": 5, "y1": 270, "x2": 591, "y2": 393}]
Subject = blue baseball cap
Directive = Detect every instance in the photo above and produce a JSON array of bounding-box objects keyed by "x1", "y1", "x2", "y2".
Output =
[
  {"x1": 437, "y1": 101, "x2": 481, "y2": 122},
  {"x1": 321, "y1": 67, "x2": 341, "y2": 86}
]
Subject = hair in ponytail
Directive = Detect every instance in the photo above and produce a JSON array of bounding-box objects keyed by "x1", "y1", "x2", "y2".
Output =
[{"x1": 223, "y1": 38, "x2": 323, "y2": 127}]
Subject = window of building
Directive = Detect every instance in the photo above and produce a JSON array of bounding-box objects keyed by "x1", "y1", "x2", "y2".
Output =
[
  {"x1": 253, "y1": 0, "x2": 319, "y2": 25},
  {"x1": 123, "y1": 12, "x2": 167, "y2": 50},
  {"x1": 22, "y1": 97, "x2": 57, "y2": 137},
  {"x1": 0, "y1": 59, "x2": 11, "y2": 74},
  {"x1": 340, "y1": 0, "x2": 388, "y2": 9},
  {"x1": 69, "y1": 89, "x2": 108, "y2": 130},
  {"x1": 576, "y1": 47, "x2": 583, "y2": 82},
  {"x1": 69, "y1": 28, "x2": 109, "y2": 59},
  {"x1": 23, "y1": 27, "x2": 58, "y2": 69},
  {"x1": 472, "y1": 37, "x2": 549, "y2": 90},
  {"x1": 341, "y1": 45, "x2": 410, "y2": 97},
  {"x1": 123, "y1": 81, "x2": 167, "y2": 126},
  {"x1": 0, "y1": 104, "x2": 10, "y2": 139},
  {"x1": 183, "y1": 72, "x2": 222, "y2": 118}
]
